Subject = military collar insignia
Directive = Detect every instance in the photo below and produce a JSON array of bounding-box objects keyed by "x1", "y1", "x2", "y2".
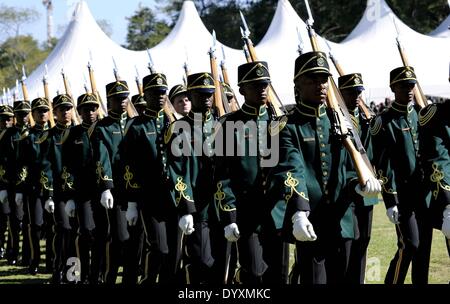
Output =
[
  {"x1": 391, "y1": 101, "x2": 413, "y2": 114},
  {"x1": 296, "y1": 101, "x2": 327, "y2": 118},
  {"x1": 34, "y1": 123, "x2": 49, "y2": 131},
  {"x1": 55, "y1": 122, "x2": 71, "y2": 131},
  {"x1": 108, "y1": 110, "x2": 127, "y2": 121},
  {"x1": 81, "y1": 121, "x2": 94, "y2": 129},
  {"x1": 145, "y1": 108, "x2": 164, "y2": 119},
  {"x1": 241, "y1": 103, "x2": 267, "y2": 116},
  {"x1": 187, "y1": 110, "x2": 212, "y2": 122}
]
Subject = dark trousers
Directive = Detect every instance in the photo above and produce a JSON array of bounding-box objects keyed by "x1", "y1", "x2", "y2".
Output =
[
  {"x1": 122, "y1": 220, "x2": 144, "y2": 285},
  {"x1": 6, "y1": 192, "x2": 25, "y2": 262},
  {"x1": 76, "y1": 200, "x2": 96, "y2": 283},
  {"x1": 0, "y1": 201, "x2": 8, "y2": 255},
  {"x1": 26, "y1": 196, "x2": 44, "y2": 270},
  {"x1": 345, "y1": 205, "x2": 373, "y2": 284},
  {"x1": 139, "y1": 211, "x2": 178, "y2": 285}
]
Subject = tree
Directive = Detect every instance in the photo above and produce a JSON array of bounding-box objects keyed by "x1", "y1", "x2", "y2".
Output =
[
  {"x1": 124, "y1": 5, "x2": 171, "y2": 50},
  {"x1": 0, "y1": 5, "x2": 39, "y2": 43}
]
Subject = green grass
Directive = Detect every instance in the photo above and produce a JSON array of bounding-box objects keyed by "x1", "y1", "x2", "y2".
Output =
[{"x1": 0, "y1": 203, "x2": 448, "y2": 284}]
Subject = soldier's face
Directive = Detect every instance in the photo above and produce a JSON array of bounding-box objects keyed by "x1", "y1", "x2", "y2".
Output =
[
  {"x1": 0, "y1": 116, "x2": 13, "y2": 129},
  {"x1": 79, "y1": 105, "x2": 98, "y2": 124},
  {"x1": 15, "y1": 112, "x2": 30, "y2": 126},
  {"x1": 391, "y1": 82, "x2": 415, "y2": 104},
  {"x1": 172, "y1": 93, "x2": 191, "y2": 116},
  {"x1": 341, "y1": 88, "x2": 362, "y2": 111},
  {"x1": 54, "y1": 105, "x2": 73, "y2": 124},
  {"x1": 189, "y1": 91, "x2": 212, "y2": 113},
  {"x1": 239, "y1": 81, "x2": 269, "y2": 106},
  {"x1": 32, "y1": 109, "x2": 49, "y2": 125},
  {"x1": 109, "y1": 95, "x2": 129, "y2": 113},
  {"x1": 144, "y1": 89, "x2": 167, "y2": 110},
  {"x1": 295, "y1": 73, "x2": 329, "y2": 105}
]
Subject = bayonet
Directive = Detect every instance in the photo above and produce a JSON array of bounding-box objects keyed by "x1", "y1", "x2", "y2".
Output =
[
  {"x1": 221, "y1": 45, "x2": 226, "y2": 67},
  {"x1": 304, "y1": 0, "x2": 314, "y2": 27},
  {"x1": 21, "y1": 65, "x2": 27, "y2": 81},
  {"x1": 146, "y1": 49, "x2": 155, "y2": 74},
  {"x1": 297, "y1": 27, "x2": 304, "y2": 55},
  {"x1": 112, "y1": 56, "x2": 119, "y2": 80},
  {"x1": 239, "y1": 11, "x2": 251, "y2": 38}
]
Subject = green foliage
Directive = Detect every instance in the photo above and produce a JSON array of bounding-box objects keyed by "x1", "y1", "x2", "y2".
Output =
[
  {"x1": 0, "y1": 5, "x2": 39, "y2": 42},
  {"x1": 124, "y1": 5, "x2": 171, "y2": 50}
]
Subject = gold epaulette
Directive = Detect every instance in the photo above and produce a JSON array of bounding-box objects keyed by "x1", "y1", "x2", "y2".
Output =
[
  {"x1": 268, "y1": 115, "x2": 287, "y2": 136},
  {"x1": 419, "y1": 104, "x2": 437, "y2": 127},
  {"x1": 88, "y1": 121, "x2": 98, "y2": 138},
  {"x1": 370, "y1": 116, "x2": 382, "y2": 136},
  {"x1": 35, "y1": 131, "x2": 49, "y2": 144}
]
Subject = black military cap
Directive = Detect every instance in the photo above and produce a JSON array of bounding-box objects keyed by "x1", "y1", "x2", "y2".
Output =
[
  {"x1": 131, "y1": 94, "x2": 146, "y2": 106},
  {"x1": 338, "y1": 73, "x2": 364, "y2": 91},
  {"x1": 31, "y1": 97, "x2": 50, "y2": 111},
  {"x1": 142, "y1": 73, "x2": 168, "y2": 92},
  {"x1": 169, "y1": 84, "x2": 187, "y2": 102},
  {"x1": 53, "y1": 94, "x2": 74, "y2": 110},
  {"x1": 106, "y1": 80, "x2": 130, "y2": 98},
  {"x1": 222, "y1": 82, "x2": 235, "y2": 97},
  {"x1": 294, "y1": 51, "x2": 331, "y2": 81},
  {"x1": 0, "y1": 104, "x2": 14, "y2": 117},
  {"x1": 13, "y1": 100, "x2": 31, "y2": 113},
  {"x1": 390, "y1": 66, "x2": 417, "y2": 86},
  {"x1": 237, "y1": 61, "x2": 271, "y2": 86},
  {"x1": 77, "y1": 93, "x2": 99, "y2": 110},
  {"x1": 187, "y1": 73, "x2": 215, "y2": 93}
]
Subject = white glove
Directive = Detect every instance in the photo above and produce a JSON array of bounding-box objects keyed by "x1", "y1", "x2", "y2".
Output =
[
  {"x1": 386, "y1": 205, "x2": 399, "y2": 225},
  {"x1": 100, "y1": 189, "x2": 114, "y2": 209},
  {"x1": 441, "y1": 205, "x2": 450, "y2": 239},
  {"x1": 44, "y1": 198, "x2": 55, "y2": 213},
  {"x1": 178, "y1": 214, "x2": 195, "y2": 235},
  {"x1": 65, "y1": 199, "x2": 76, "y2": 218},
  {"x1": 342, "y1": 117, "x2": 354, "y2": 134},
  {"x1": 126, "y1": 202, "x2": 138, "y2": 226},
  {"x1": 224, "y1": 223, "x2": 240, "y2": 242},
  {"x1": 15, "y1": 193, "x2": 23, "y2": 206},
  {"x1": 292, "y1": 211, "x2": 317, "y2": 241},
  {"x1": 0, "y1": 190, "x2": 8, "y2": 204},
  {"x1": 355, "y1": 176, "x2": 382, "y2": 197}
]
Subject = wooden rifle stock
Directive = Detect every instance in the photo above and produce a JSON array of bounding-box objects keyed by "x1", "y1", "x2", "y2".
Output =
[
  {"x1": 209, "y1": 51, "x2": 229, "y2": 117},
  {"x1": 19, "y1": 81, "x2": 35, "y2": 127},
  {"x1": 40, "y1": 78, "x2": 55, "y2": 127},
  {"x1": 87, "y1": 64, "x2": 107, "y2": 119}
]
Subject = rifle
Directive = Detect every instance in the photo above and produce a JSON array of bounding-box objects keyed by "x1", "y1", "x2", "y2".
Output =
[
  {"x1": 146, "y1": 49, "x2": 177, "y2": 123},
  {"x1": 22, "y1": 65, "x2": 50, "y2": 127},
  {"x1": 60, "y1": 67, "x2": 81, "y2": 125},
  {"x1": 15, "y1": 78, "x2": 35, "y2": 127},
  {"x1": 87, "y1": 54, "x2": 107, "y2": 119},
  {"x1": 324, "y1": 40, "x2": 373, "y2": 120},
  {"x1": 220, "y1": 45, "x2": 240, "y2": 111},
  {"x1": 303, "y1": 0, "x2": 376, "y2": 186},
  {"x1": 239, "y1": 11, "x2": 286, "y2": 117},
  {"x1": 209, "y1": 30, "x2": 231, "y2": 117},
  {"x1": 392, "y1": 17, "x2": 426, "y2": 109},
  {"x1": 112, "y1": 57, "x2": 138, "y2": 118},
  {"x1": 135, "y1": 66, "x2": 144, "y2": 96}
]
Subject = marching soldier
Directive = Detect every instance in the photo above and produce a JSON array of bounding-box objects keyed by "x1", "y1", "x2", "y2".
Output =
[
  {"x1": 371, "y1": 66, "x2": 432, "y2": 284},
  {"x1": 0, "y1": 105, "x2": 15, "y2": 260},
  {"x1": 61, "y1": 92, "x2": 100, "y2": 283},
  {"x1": 131, "y1": 94, "x2": 147, "y2": 116},
  {"x1": 15, "y1": 97, "x2": 53, "y2": 275},
  {"x1": 419, "y1": 98, "x2": 450, "y2": 255},
  {"x1": 90, "y1": 80, "x2": 132, "y2": 284},
  {"x1": 41, "y1": 94, "x2": 76, "y2": 283},
  {"x1": 213, "y1": 61, "x2": 296, "y2": 284},
  {"x1": 121, "y1": 73, "x2": 191, "y2": 284},
  {"x1": 276, "y1": 52, "x2": 380, "y2": 284},
  {"x1": 338, "y1": 73, "x2": 378, "y2": 284},
  {"x1": 0, "y1": 101, "x2": 31, "y2": 265},
  {"x1": 169, "y1": 84, "x2": 191, "y2": 117}
]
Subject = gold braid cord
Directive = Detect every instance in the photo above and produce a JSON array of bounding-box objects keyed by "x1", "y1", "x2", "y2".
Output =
[
  {"x1": 430, "y1": 163, "x2": 450, "y2": 199},
  {"x1": 123, "y1": 165, "x2": 140, "y2": 189},
  {"x1": 377, "y1": 169, "x2": 397, "y2": 194},
  {"x1": 96, "y1": 162, "x2": 112, "y2": 184},
  {"x1": 174, "y1": 177, "x2": 193, "y2": 205},
  {"x1": 284, "y1": 172, "x2": 308, "y2": 203},
  {"x1": 61, "y1": 167, "x2": 74, "y2": 191}
]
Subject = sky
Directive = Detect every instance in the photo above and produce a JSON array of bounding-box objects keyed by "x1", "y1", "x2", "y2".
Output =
[{"x1": 1, "y1": 0, "x2": 159, "y2": 45}]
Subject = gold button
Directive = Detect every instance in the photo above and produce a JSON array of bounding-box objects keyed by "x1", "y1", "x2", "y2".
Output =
[
  {"x1": 322, "y1": 162, "x2": 326, "y2": 167},
  {"x1": 323, "y1": 171, "x2": 328, "y2": 176},
  {"x1": 317, "y1": 127, "x2": 322, "y2": 131},
  {"x1": 321, "y1": 152, "x2": 326, "y2": 157},
  {"x1": 321, "y1": 143, "x2": 325, "y2": 148},
  {"x1": 319, "y1": 134, "x2": 323, "y2": 139},
  {"x1": 324, "y1": 189, "x2": 329, "y2": 195}
]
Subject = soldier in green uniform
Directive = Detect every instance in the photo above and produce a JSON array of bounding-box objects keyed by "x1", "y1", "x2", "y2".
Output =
[
  {"x1": 338, "y1": 73, "x2": 378, "y2": 284},
  {"x1": 419, "y1": 98, "x2": 450, "y2": 256},
  {"x1": 0, "y1": 101, "x2": 31, "y2": 265},
  {"x1": 169, "y1": 84, "x2": 191, "y2": 117},
  {"x1": 370, "y1": 66, "x2": 432, "y2": 284},
  {"x1": 90, "y1": 80, "x2": 132, "y2": 284},
  {"x1": 276, "y1": 52, "x2": 380, "y2": 284},
  {"x1": 15, "y1": 97, "x2": 53, "y2": 275},
  {"x1": 131, "y1": 94, "x2": 147, "y2": 116},
  {"x1": 213, "y1": 61, "x2": 299, "y2": 284},
  {"x1": 0, "y1": 105, "x2": 15, "y2": 259},
  {"x1": 121, "y1": 73, "x2": 192, "y2": 284},
  {"x1": 61, "y1": 93, "x2": 100, "y2": 283}
]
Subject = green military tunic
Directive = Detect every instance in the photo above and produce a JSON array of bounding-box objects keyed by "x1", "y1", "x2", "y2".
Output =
[
  {"x1": 419, "y1": 101, "x2": 450, "y2": 226},
  {"x1": 121, "y1": 108, "x2": 193, "y2": 214},
  {"x1": 371, "y1": 101, "x2": 430, "y2": 208}
]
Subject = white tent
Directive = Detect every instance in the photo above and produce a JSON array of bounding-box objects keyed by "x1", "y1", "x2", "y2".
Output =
[{"x1": 429, "y1": 14, "x2": 450, "y2": 38}]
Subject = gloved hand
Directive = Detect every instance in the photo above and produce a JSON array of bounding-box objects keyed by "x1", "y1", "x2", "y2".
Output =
[
  {"x1": 355, "y1": 176, "x2": 382, "y2": 197},
  {"x1": 292, "y1": 211, "x2": 317, "y2": 241},
  {"x1": 178, "y1": 214, "x2": 195, "y2": 235},
  {"x1": 15, "y1": 193, "x2": 23, "y2": 206},
  {"x1": 100, "y1": 189, "x2": 114, "y2": 209},
  {"x1": 126, "y1": 202, "x2": 138, "y2": 226},
  {"x1": 386, "y1": 205, "x2": 399, "y2": 224},
  {"x1": 441, "y1": 205, "x2": 450, "y2": 239},
  {"x1": 65, "y1": 199, "x2": 76, "y2": 218},
  {"x1": 44, "y1": 198, "x2": 55, "y2": 213},
  {"x1": 342, "y1": 117, "x2": 354, "y2": 134},
  {"x1": 0, "y1": 190, "x2": 8, "y2": 204},
  {"x1": 224, "y1": 223, "x2": 240, "y2": 242}
]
